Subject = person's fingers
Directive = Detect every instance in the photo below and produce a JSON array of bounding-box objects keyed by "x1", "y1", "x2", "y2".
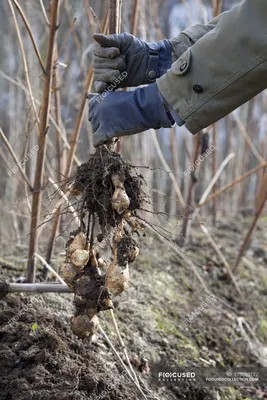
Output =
[
  {"x1": 94, "y1": 81, "x2": 108, "y2": 93},
  {"x1": 93, "y1": 69, "x2": 121, "y2": 83},
  {"x1": 93, "y1": 44, "x2": 120, "y2": 59},
  {"x1": 93, "y1": 33, "x2": 119, "y2": 48},
  {"x1": 93, "y1": 55, "x2": 125, "y2": 71}
]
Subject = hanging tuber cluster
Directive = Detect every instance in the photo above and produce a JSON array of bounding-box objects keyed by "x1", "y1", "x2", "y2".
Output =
[{"x1": 64, "y1": 146, "x2": 147, "y2": 339}]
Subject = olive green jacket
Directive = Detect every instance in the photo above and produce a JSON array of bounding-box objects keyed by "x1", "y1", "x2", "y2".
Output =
[{"x1": 157, "y1": 0, "x2": 267, "y2": 133}]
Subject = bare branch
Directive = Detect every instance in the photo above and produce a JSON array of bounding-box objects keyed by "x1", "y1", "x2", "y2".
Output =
[{"x1": 12, "y1": 0, "x2": 46, "y2": 74}]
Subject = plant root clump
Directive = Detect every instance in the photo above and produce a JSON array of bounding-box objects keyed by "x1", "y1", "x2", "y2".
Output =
[
  {"x1": 64, "y1": 146, "x2": 147, "y2": 339},
  {"x1": 69, "y1": 146, "x2": 143, "y2": 232}
]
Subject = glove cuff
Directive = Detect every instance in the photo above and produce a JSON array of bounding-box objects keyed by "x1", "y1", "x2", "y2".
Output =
[{"x1": 145, "y1": 40, "x2": 172, "y2": 83}]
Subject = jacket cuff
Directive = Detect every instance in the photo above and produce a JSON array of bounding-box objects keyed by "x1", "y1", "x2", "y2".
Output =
[{"x1": 157, "y1": 86, "x2": 185, "y2": 127}]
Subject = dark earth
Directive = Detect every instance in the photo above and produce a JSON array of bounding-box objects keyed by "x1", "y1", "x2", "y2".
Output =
[{"x1": 0, "y1": 214, "x2": 267, "y2": 399}]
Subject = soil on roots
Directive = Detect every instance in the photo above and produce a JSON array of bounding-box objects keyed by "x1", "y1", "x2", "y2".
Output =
[{"x1": 70, "y1": 146, "x2": 143, "y2": 232}]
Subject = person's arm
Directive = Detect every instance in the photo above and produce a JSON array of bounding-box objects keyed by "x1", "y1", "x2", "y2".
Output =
[
  {"x1": 170, "y1": 13, "x2": 224, "y2": 59},
  {"x1": 157, "y1": 0, "x2": 267, "y2": 133},
  {"x1": 91, "y1": 14, "x2": 224, "y2": 92}
]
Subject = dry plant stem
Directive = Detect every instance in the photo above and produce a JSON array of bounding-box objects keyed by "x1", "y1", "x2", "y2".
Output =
[
  {"x1": 131, "y1": 0, "x2": 139, "y2": 34},
  {"x1": 12, "y1": 0, "x2": 46, "y2": 74},
  {"x1": 151, "y1": 129, "x2": 185, "y2": 206},
  {"x1": 44, "y1": 208, "x2": 61, "y2": 278},
  {"x1": 89, "y1": 7, "x2": 102, "y2": 32},
  {"x1": 58, "y1": 0, "x2": 66, "y2": 27},
  {"x1": 83, "y1": 1, "x2": 96, "y2": 34},
  {"x1": 198, "y1": 161, "x2": 267, "y2": 208},
  {"x1": 24, "y1": 182, "x2": 32, "y2": 213},
  {"x1": 212, "y1": 124, "x2": 217, "y2": 225},
  {"x1": 151, "y1": 0, "x2": 163, "y2": 40},
  {"x1": 233, "y1": 174, "x2": 267, "y2": 273},
  {"x1": 109, "y1": 309, "x2": 139, "y2": 385},
  {"x1": 8, "y1": 0, "x2": 39, "y2": 125},
  {"x1": 170, "y1": 127, "x2": 180, "y2": 215},
  {"x1": 34, "y1": 253, "x2": 67, "y2": 285},
  {"x1": 232, "y1": 113, "x2": 265, "y2": 164},
  {"x1": 64, "y1": 1, "x2": 83, "y2": 65},
  {"x1": 186, "y1": 153, "x2": 235, "y2": 242},
  {"x1": 239, "y1": 100, "x2": 255, "y2": 207},
  {"x1": 0, "y1": 127, "x2": 32, "y2": 191},
  {"x1": 43, "y1": 51, "x2": 64, "y2": 277},
  {"x1": 237, "y1": 317, "x2": 267, "y2": 367},
  {"x1": 99, "y1": 325, "x2": 148, "y2": 400},
  {"x1": 0, "y1": 70, "x2": 80, "y2": 167},
  {"x1": 181, "y1": 134, "x2": 201, "y2": 243},
  {"x1": 38, "y1": 178, "x2": 79, "y2": 232},
  {"x1": 39, "y1": 0, "x2": 50, "y2": 25},
  {"x1": 197, "y1": 153, "x2": 235, "y2": 207},
  {"x1": 64, "y1": 70, "x2": 93, "y2": 178},
  {"x1": 109, "y1": 0, "x2": 121, "y2": 34},
  {"x1": 199, "y1": 223, "x2": 243, "y2": 296},
  {"x1": 255, "y1": 162, "x2": 267, "y2": 211},
  {"x1": 27, "y1": 0, "x2": 60, "y2": 283},
  {"x1": 2, "y1": 283, "x2": 71, "y2": 294},
  {"x1": 64, "y1": 5, "x2": 108, "y2": 176},
  {"x1": 213, "y1": 0, "x2": 223, "y2": 16},
  {"x1": 56, "y1": 17, "x2": 77, "y2": 62}
]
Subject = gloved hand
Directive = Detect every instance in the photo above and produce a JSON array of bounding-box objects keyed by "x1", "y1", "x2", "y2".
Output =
[
  {"x1": 88, "y1": 83, "x2": 174, "y2": 147},
  {"x1": 92, "y1": 33, "x2": 172, "y2": 93}
]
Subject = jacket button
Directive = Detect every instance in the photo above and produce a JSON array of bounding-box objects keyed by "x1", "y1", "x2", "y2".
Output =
[
  {"x1": 148, "y1": 70, "x2": 157, "y2": 79},
  {"x1": 180, "y1": 61, "x2": 187, "y2": 71},
  {"x1": 193, "y1": 84, "x2": 204, "y2": 93}
]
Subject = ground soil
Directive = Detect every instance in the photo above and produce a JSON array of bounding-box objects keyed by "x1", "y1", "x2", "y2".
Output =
[{"x1": 0, "y1": 215, "x2": 267, "y2": 400}]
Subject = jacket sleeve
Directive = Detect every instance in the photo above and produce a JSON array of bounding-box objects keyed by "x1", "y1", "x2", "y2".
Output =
[
  {"x1": 158, "y1": 0, "x2": 267, "y2": 134},
  {"x1": 170, "y1": 13, "x2": 224, "y2": 59}
]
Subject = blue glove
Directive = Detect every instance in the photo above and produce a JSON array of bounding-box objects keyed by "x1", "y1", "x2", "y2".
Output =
[
  {"x1": 92, "y1": 33, "x2": 172, "y2": 93},
  {"x1": 88, "y1": 83, "x2": 175, "y2": 147}
]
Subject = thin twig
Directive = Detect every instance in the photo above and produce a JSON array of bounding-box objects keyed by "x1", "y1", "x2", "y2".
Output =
[
  {"x1": 198, "y1": 161, "x2": 267, "y2": 208},
  {"x1": 99, "y1": 325, "x2": 148, "y2": 400},
  {"x1": 0, "y1": 70, "x2": 81, "y2": 167},
  {"x1": 197, "y1": 153, "x2": 235, "y2": 207},
  {"x1": 0, "y1": 127, "x2": 33, "y2": 190},
  {"x1": 186, "y1": 153, "x2": 235, "y2": 240},
  {"x1": 65, "y1": 6, "x2": 109, "y2": 177},
  {"x1": 12, "y1": 0, "x2": 46, "y2": 74},
  {"x1": 37, "y1": 178, "x2": 79, "y2": 236},
  {"x1": 199, "y1": 223, "x2": 243, "y2": 296},
  {"x1": 56, "y1": 17, "x2": 77, "y2": 62},
  {"x1": 110, "y1": 310, "x2": 140, "y2": 385},
  {"x1": 232, "y1": 112, "x2": 265, "y2": 164},
  {"x1": 83, "y1": 0, "x2": 96, "y2": 34},
  {"x1": 34, "y1": 253, "x2": 66, "y2": 285},
  {"x1": 151, "y1": 129, "x2": 185, "y2": 206},
  {"x1": 233, "y1": 178, "x2": 267, "y2": 273},
  {"x1": 89, "y1": 7, "x2": 102, "y2": 32},
  {"x1": 39, "y1": 0, "x2": 50, "y2": 25},
  {"x1": 8, "y1": 0, "x2": 40, "y2": 124}
]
